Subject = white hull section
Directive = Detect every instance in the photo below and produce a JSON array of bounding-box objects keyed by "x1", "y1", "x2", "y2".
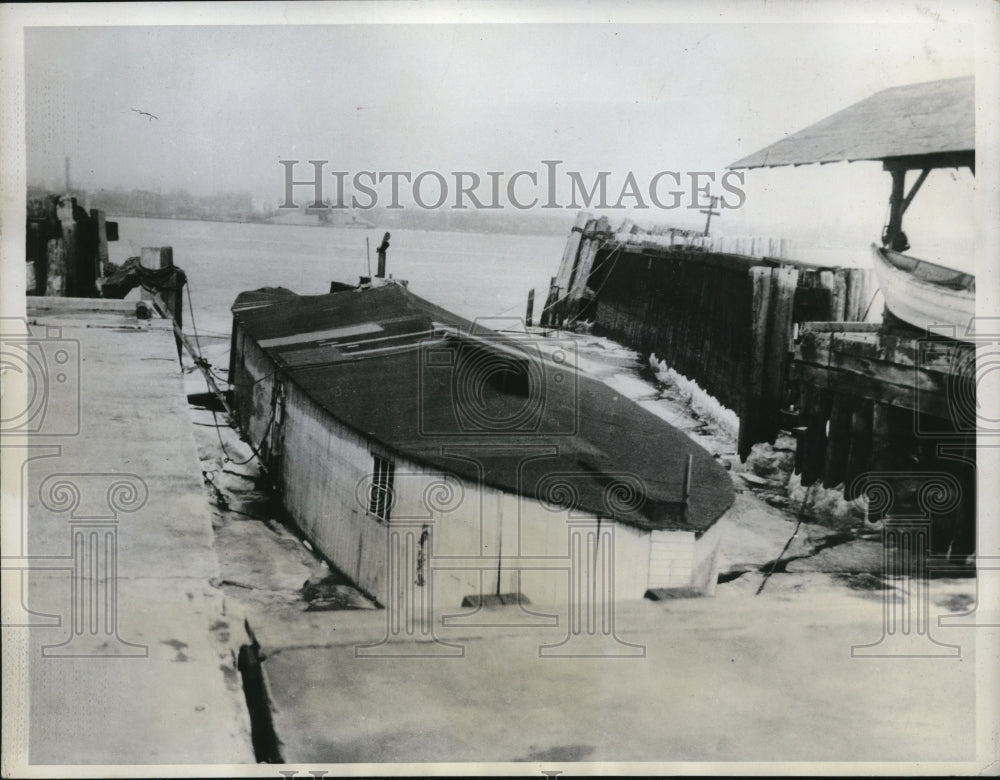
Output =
[{"x1": 871, "y1": 244, "x2": 975, "y2": 334}]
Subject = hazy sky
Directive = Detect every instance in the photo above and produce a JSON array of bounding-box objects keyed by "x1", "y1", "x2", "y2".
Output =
[{"x1": 25, "y1": 20, "x2": 977, "y2": 254}]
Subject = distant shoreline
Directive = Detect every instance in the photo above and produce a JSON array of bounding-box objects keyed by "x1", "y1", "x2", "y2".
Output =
[{"x1": 107, "y1": 212, "x2": 571, "y2": 238}]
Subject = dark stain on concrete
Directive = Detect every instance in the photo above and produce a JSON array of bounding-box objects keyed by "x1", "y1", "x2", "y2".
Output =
[
  {"x1": 520, "y1": 744, "x2": 593, "y2": 762},
  {"x1": 832, "y1": 572, "x2": 889, "y2": 591},
  {"x1": 209, "y1": 619, "x2": 231, "y2": 642},
  {"x1": 161, "y1": 638, "x2": 191, "y2": 662},
  {"x1": 935, "y1": 592, "x2": 975, "y2": 613}
]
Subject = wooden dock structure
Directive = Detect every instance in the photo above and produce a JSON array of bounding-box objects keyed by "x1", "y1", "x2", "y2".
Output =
[
  {"x1": 542, "y1": 214, "x2": 873, "y2": 459},
  {"x1": 790, "y1": 320, "x2": 976, "y2": 555},
  {"x1": 542, "y1": 213, "x2": 975, "y2": 557}
]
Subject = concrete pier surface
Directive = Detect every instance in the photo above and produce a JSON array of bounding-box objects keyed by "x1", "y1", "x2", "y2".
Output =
[
  {"x1": 238, "y1": 575, "x2": 979, "y2": 765},
  {"x1": 186, "y1": 335, "x2": 985, "y2": 770},
  {"x1": 6, "y1": 298, "x2": 253, "y2": 768},
  {"x1": 6, "y1": 301, "x2": 987, "y2": 773}
]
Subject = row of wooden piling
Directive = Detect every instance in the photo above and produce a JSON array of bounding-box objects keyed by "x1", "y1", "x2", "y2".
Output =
[
  {"x1": 790, "y1": 323, "x2": 976, "y2": 553},
  {"x1": 543, "y1": 217, "x2": 975, "y2": 551},
  {"x1": 740, "y1": 264, "x2": 873, "y2": 458},
  {"x1": 547, "y1": 231, "x2": 873, "y2": 461}
]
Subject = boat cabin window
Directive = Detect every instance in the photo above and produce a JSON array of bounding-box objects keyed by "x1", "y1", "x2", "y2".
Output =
[{"x1": 369, "y1": 455, "x2": 395, "y2": 522}]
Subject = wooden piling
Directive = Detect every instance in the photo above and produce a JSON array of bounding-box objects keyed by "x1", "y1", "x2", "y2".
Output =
[
  {"x1": 91, "y1": 209, "x2": 109, "y2": 279},
  {"x1": 800, "y1": 388, "x2": 831, "y2": 487},
  {"x1": 761, "y1": 266, "x2": 798, "y2": 439},
  {"x1": 143, "y1": 247, "x2": 182, "y2": 358},
  {"x1": 525, "y1": 288, "x2": 535, "y2": 327},
  {"x1": 681, "y1": 453, "x2": 693, "y2": 524},
  {"x1": 376, "y1": 232, "x2": 390, "y2": 278},
  {"x1": 870, "y1": 402, "x2": 893, "y2": 471},
  {"x1": 822, "y1": 393, "x2": 855, "y2": 488},
  {"x1": 554, "y1": 211, "x2": 590, "y2": 296},
  {"x1": 568, "y1": 216, "x2": 609, "y2": 306},
  {"x1": 45, "y1": 238, "x2": 66, "y2": 296},
  {"x1": 740, "y1": 266, "x2": 774, "y2": 458},
  {"x1": 844, "y1": 399, "x2": 874, "y2": 498},
  {"x1": 58, "y1": 215, "x2": 79, "y2": 297},
  {"x1": 830, "y1": 269, "x2": 848, "y2": 321}
]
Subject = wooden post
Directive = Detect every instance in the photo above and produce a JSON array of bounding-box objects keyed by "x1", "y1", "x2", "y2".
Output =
[
  {"x1": 56, "y1": 196, "x2": 78, "y2": 297},
  {"x1": 566, "y1": 216, "x2": 610, "y2": 321},
  {"x1": 540, "y1": 277, "x2": 559, "y2": 328},
  {"x1": 762, "y1": 266, "x2": 798, "y2": 440},
  {"x1": 842, "y1": 269, "x2": 859, "y2": 322},
  {"x1": 831, "y1": 269, "x2": 848, "y2": 322},
  {"x1": 91, "y1": 209, "x2": 109, "y2": 279},
  {"x1": 45, "y1": 238, "x2": 66, "y2": 296},
  {"x1": 525, "y1": 288, "x2": 535, "y2": 328},
  {"x1": 681, "y1": 453, "x2": 693, "y2": 524},
  {"x1": 27, "y1": 221, "x2": 45, "y2": 294},
  {"x1": 870, "y1": 402, "x2": 894, "y2": 471},
  {"x1": 853, "y1": 269, "x2": 873, "y2": 322},
  {"x1": 801, "y1": 389, "x2": 831, "y2": 487},
  {"x1": 818, "y1": 270, "x2": 835, "y2": 320},
  {"x1": 883, "y1": 170, "x2": 907, "y2": 249},
  {"x1": 143, "y1": 247, "x2": 182, "y2": 358},
  {"x1": 741, "y1": 266, "x2": 773, "y2": 459},
  {"x1": 376, "y1": 232, "x2": 390, "y2": 278},
  {"x1": 844, "y1": 399, "x2": 874, "y2": 499},
  {"x1": 822, "y1": 393, "x2": 855, "y2": 488},
  {"x1": 554, "y1": 211, "x2": 590, "y2": 296},
  {"x1": 567, "y1": 217, "x2": 597, "y2": 296}
]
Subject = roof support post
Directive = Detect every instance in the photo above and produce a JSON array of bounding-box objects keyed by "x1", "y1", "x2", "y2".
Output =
[
  {"x1": 882, "y1": 170, "x2": 909, "y2": 251},
  {"x1": 882, "y1": 167, "x2": 931, "y2": 251}
]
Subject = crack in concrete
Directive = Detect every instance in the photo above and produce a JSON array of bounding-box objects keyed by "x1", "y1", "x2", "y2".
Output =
[{"x1": 758, "y1": 531, "x2": 867, "y2": 575}]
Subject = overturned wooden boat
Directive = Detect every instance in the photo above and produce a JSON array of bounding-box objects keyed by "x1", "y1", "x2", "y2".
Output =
[
  {"x1": 871, "y1": 244, "x2": 975, "y2": 333},
  {"x1": 228, "y1": 279, "x2": 735, "y2": 609}
]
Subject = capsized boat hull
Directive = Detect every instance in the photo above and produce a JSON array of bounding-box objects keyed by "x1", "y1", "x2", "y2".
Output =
[{"x1": 870, "y1": 244, "x2": 975, "y2": 334}]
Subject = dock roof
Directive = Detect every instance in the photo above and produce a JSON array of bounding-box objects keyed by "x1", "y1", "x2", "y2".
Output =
[
  {"x1": 231, "y1": 284, "x2": 734, "y2": 532},
  {"x1": 729, "y1": 76, "x2": 974, "y2": 170}
]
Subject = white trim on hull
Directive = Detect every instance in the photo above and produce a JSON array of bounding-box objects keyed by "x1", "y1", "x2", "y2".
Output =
[{"x1": 870, "y1": 244, "x2": 975, "y2": 334}]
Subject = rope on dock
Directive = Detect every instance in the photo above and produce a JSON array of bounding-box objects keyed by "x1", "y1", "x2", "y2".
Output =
[{"x1": 145, "y1": 289, "x2": 266, "y2": 468}]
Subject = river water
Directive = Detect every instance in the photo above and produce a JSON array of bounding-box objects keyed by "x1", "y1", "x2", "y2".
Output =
[{"x1": 109, "y1": 217, "x2": 567, "y2": 342}]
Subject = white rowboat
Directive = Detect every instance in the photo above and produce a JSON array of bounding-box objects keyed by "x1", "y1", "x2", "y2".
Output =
[{"x1": 870, "y1": 244, "x2": 975, "y2": 334}]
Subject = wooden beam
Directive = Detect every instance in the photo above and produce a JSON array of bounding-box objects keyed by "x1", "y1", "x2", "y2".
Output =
[
  {"x1": 799, "y1": 321, "x2": 882, "y2": 334},
  {"x1": 790, "y1": 361, "x2": 950, "y2": 419},
  {"x1": 901, "y1": 168, "x2": 930, "y2": 215},
  {"x1": 796, "y1": 326, "x2": 974, "y2": 376},
  {"x1": 881, "y1": 151, "x2": 975, "y2": 172}
]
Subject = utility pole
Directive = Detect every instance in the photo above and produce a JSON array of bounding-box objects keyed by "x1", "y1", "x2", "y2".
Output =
[{"x1": 700, "y1": 196, "x2": 720, "y2": 236}]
